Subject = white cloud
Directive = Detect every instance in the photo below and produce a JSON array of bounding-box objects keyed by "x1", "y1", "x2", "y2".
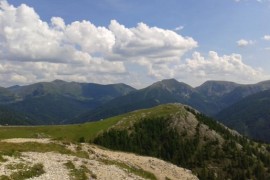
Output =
[
  {"x1": 108, "y1": 20, "x2": 197, "y2": 63},
  {"x1": 130, "y1": 50, "x2": 268, "y2": 86},
  {"x1": 174, "y1": 26, "x2": 184, "y2": 31},
  {"x1": 0, "y1": 1, "x2": 87, "y2": 64},
  {"x1": 51, "y1": 17, "x2": 65, "y2": 30},
  {"x1": 235, "y1": 0, "x2": 267, "y2": 2},
  {"x1": 263, "y1": 35, "x2": 270, "y2": 41},
  {"x1": 0, "y1": 59, "x2": 126, "y2": 87},
  {"x1": 65, "y1": 20, "x2": 115, "y2": 54},
  {"x1": 173, "y1": 51, "x2": 268, "y2": 86},
  {"x1": 236, "y1": 39, "x2": 254, "y2": 47}
]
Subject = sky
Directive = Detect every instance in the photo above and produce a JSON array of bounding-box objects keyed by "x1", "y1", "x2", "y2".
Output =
[{"x1": 1, "y1": 0, "x2": 270, "y2": 88}]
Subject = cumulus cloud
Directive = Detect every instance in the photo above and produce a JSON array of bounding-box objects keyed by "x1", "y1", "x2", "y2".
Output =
[
  {"x1": 236, "y1": 39, "x2": 254, "y2": 47},
  {"x1": 173, "y1": 51, "x2": 268, "y2": 85},
  {"x1": 65, "y1": 20, "x2": 115, "y2": 54},
  {"x1": 130, "y1": 50, "x2": 268, "y2": 86},
  {"x1": 235, "y1": 0, "x2": 267, "y2": 2},
  {"x1": 0, "y1": 60, "x2": 126, "y2": 87},
  {"x1": 51, "y1": 17, "x2": 65, "y2": 30},
  {"x1": 0, "y1": 1, "x2": 92, "y2": 64},
  {"x1": 263, "y1": 35, "x2": 270, "y2": 41},
  {"x1": 108, "y1": 20, "x2": 197, "y2": 63},
  {"x1": 174, "y1": 26, "x2": 184, "y2": 31}
]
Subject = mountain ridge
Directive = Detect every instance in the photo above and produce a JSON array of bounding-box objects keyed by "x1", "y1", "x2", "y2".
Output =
[
  {"x1": 1, "y1": 79, "x2": 270, "y2": 127},
  {"x1": 0, "y1": 80, "x2": 135, "y2": 125},
  {"x1": 75, "y1": 79, "x2": 270, "y2": 123}
]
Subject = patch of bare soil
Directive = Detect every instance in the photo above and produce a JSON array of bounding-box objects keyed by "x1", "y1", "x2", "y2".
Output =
[{"x1": 0, "y1": 138, "x2": 198, "y2": 180}]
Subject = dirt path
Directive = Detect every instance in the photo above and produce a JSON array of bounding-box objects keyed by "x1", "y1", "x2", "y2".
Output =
[{"x1": 0, "y1": 138, "x2": 198, "y2": 180}]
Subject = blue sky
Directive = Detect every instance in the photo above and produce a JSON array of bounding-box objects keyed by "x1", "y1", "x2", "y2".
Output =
[{"x1": 1, "y1": 0, "x2": 270, "y2": 88}]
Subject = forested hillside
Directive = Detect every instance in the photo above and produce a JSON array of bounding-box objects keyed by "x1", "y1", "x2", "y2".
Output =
[
  {"x1": 93, "y1": 104, "x2": 270, "y2": 179},
  {"x1": 216, "y1": 90, "x2": 270, "y2": 143}
]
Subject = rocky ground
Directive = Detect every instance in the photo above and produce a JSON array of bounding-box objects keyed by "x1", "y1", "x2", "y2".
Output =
[{"x1": 0, "y1": 138, "x2": 198, "y2": 180}]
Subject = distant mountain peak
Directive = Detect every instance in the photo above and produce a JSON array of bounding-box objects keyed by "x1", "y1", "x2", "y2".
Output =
[
  {"x1": 152, "y1": 78, "x2": 191, "y2": 88},
  {"x1": 51, "y1": 79, "x2": 68, "y2": 84},
  {"x1": 256, "y1": 79, "x2": 270, "y2": 84},
  {"x1": 161, "y1": 78, "x2": 179, "y2": 83},
  {"x1": 198, "y1": 80, "x2": 240, "y2": 88},
  {"x1": 196, "y1": 80, "x2": 240, "y2": 97}
]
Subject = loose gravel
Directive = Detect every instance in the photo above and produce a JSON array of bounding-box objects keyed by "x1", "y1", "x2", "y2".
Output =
[{"x1": 0, "y1": 138, "x2": 198, "y2": 180}]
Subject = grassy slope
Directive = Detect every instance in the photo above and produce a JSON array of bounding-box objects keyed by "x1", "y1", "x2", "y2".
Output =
[
  {"x1": 0, "y1": 104, "x2": 179, "y2": 142},
  {"x1": 0, "y1": 117, "x2": 119, "y2": 142}
]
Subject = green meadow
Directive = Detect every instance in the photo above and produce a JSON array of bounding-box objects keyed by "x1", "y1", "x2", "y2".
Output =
[
  {"x1": 0, "y1": 116, "x2": 121, "y2": 142},
  {"x1": 0, "y1": 104, "x2": 180, "y2": 142}
]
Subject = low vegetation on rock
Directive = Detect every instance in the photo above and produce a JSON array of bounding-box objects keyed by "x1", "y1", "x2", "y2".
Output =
[{"x1": 0, "y1": 136, "x2": 197, "y2": 180}]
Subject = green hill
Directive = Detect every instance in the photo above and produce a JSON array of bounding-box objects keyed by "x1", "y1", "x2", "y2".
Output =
[{"x1": 92, "y1": 104, "x2": 270, "y2": 179}]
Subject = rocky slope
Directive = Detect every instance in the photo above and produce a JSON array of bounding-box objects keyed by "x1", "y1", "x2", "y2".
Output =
[{"x1": 0, "y1": 138, "x2": 197, "y2": 180}]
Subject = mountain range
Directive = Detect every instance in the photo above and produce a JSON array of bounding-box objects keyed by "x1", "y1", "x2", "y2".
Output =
[
  {"x1": 1, "y1": 78, "x2": 270, "y2": 144},
  {"x1": 0, "y1": 80, "x2": 135, "y2": 125},
  {"x1": 75, "y1": 79, "x2": 270, "y2": 123}
]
